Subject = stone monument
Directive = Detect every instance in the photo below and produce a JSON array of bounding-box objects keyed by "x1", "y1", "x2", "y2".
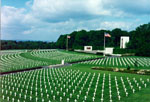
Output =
[{"x1": 120, "y1": 36, "x2": 129, "y2": 49}]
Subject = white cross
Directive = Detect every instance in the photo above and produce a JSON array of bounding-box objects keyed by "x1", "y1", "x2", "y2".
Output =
[
  {"x1": 60, "y1": 97, "x2": 62, "y2": 101},
  {"x1": 139, "y1": 86, "x2": 141, "y2": 90},
  {"x1": 101, "y1": 98, "x2": 104, "y2": 102},
  {"x1": 7, "y1": 97, "x2": 9, "y2": 101},
  {"x1": 67, "y1": 98, "x2": 69, "y2": 102},
  {"x1": 133, "y1": 89, "x2": 135, "y2": 93},
  {"x1": 10, "y1": 91, "x2": 12, "y2": 95},
  {"x1": 101, "y1": 93, "x2": 104, "y2": 98},
  {"x1": 126, "y1": 92, "x2": 128, "y2": 96},
  {"x1": 70, "y1": 93, "x2": 72, "y2": 98},
  {"x1": 66, "y1": 89, "x2": 68, "y2": 92},
  {"x1": 77, "y1": 95, "x2": 79, "y2": 99},
  {"x1": 30, "y1": 96, "x2": 32, "y2": 100},
  {"x1": 14, "y1": 92, "x2": 16, "y2": 96},
  {"x1": 144, "y1": 84, "x2": 147, "y2": 88},
  {"x1": 109, "y1": 94, "x2": 112, "y2": 99},
  {"x1": 86, "y1": 91, "x2": 88, "y2": 95},
  {"x1": 47, "y1": 94, "x2": 49, "y2": 98},
  {"x1": 84, "y1": 96, "x2": 87, "y2": 100},
  {"x1": 19, "y1": 93, "x2": 21, "y2": 98},
  {"x1": 53, "y1": 95, "x2": 55, "y2": 100},
  {"x1": 118, "y1": 95, "x2": 121, "y2": 100},
  {"x1": 92, "y1": 97, "x2": 95, "y2": 101},
  {"x1": 93, "y1": 92, "x2": 96, "y2": 97},
  {"x1": 79, "y1": 90, "x2": 82, "y2": 94},
  {"x1": 57, "y1": 91, "x2": 59, "y2": 95},
  {"x1": 63, "y1": 92, "x2": 66, "y2": 96},
  {"x1": 41, "y1": 93, "x2": 43, "y2": 97},
  {"x1": 137, "y1": 83, "x2": 139, "y2": 87},
  {"x1": 12, "y1": 98, "x2": 15, "y2": 102},
  {"x1": 74, "y1": 99, "x2": 77, "y2": 102},
  {"x1": 24, "y1": 95, "x2": 26, "y2": 99}
]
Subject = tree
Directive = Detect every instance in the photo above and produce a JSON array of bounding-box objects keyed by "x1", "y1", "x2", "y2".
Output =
[{"x1": 128, "y1": 23, "x2": 150, "y2": 56}]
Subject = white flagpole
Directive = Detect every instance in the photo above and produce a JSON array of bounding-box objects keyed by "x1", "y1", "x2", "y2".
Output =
[{"x1": 104, "y1": 32, "x2": 105, "y2": 56}]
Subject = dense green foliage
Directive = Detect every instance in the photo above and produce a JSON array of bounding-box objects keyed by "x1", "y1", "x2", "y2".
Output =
[
  {"x1": 127, "y1": 23, "x2": 150, "y2": 56},
  {"x1": 57, "y1": 23, "x2": 150, "y2": 56},
  {"x1": 1, "y1": 40, "x2": 56, "y2": 50},
  {"x1": 113, "y1": 48, "x2": 136, "y2": 54},
  {"x1": 56, "y1": 29, "x2": 129, "y2": 50}
]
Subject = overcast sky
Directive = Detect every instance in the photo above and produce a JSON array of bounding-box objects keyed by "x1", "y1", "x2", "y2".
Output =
[{"x1": 1, "y1": 0, "x2": 150, "y2": 41}]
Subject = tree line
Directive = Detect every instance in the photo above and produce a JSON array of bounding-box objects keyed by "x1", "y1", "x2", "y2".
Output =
[
  {"x1": 56, "y1": 23, "x2": 150, "y2": 56},
  {"x1": 1, "y1": 40, "x2": 56, "y2": 49},
  {"x1": 1, "y1": 23, "x2": 150, "y2": 56},
  {"x1": 56, "y1": 28, "x2": 129, "y2": 50}
]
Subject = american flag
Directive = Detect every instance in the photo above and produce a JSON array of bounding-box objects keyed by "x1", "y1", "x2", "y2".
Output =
[
  {"x1": 67, "y1": 35, "x2": 71, "y2": 39},
  {"x1": 105, "y1": 33, "x2": 111, "y2": 37}
]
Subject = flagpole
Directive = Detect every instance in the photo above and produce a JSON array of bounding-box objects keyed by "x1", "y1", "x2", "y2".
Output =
[
  {"x1": 66, "y1": 36, "x2": 68, "y2": 51},
  {"x1": 104, "y1": 32, "x2": 105, "y2": 56}
]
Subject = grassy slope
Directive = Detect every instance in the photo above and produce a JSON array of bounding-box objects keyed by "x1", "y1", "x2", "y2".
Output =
[
  {"x1": 64, "y1": 64, "x2": 150, "y2": 79},
  {"x1": 20, "y1": 52, "x2": 60, "y2": 64},
  {"x1": 1, "y1": 50, "x2": 101, "y2": 72},
  {"x1": 64, "y1": 64, "x2": 150, "y2": 102},
  {"x1": 20, "y1": 51, "x2": 101, "y2": 64},
  {"x1": 81, "y1": 56, "x2": 150, "y2": 70},
  {"x1": 121, "y1": 87, "x2": 150, "y2": 102},
  {"x1": 52, "y1": 50, "x2": 102, "y2": 62}
]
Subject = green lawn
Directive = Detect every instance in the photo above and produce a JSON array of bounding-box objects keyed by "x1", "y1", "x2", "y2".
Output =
[
  {"x1": 65, "y1": 64, "x2": 150, "y2": 79},
  {"x1": 64, "y1": 64, "x2": 150, "y2": 102},
  {"x1": 1, "y1": 50, "x2": 150, "y2": 102},
  {"x1": 0, "y1": 50, "x2": 100, "y2": 72},
  {"x1": 1, "y1": 64, "x2": 150, "y2": 102},
  {"x1": 81, "y1": 56, "x2": 150, "y2": 69}
]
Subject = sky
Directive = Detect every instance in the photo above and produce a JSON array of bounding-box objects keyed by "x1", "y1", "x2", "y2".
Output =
[{"x1": 1, "y1": 0, "x2": 150, "y2": 41}]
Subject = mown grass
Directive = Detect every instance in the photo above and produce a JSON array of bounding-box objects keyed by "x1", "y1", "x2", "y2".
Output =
[
  {"x1": 81, "y1": 56, "x2": 150, "y2": 70},
  {"x1": 20, "y1": 52, "x2": 60, "y2": 65},
  {"x1": 1, "y1": 50, "x2": 150, "y2": 102},
  {"x1": 1, "y1": 50, "x2": 100, "y2": 72},
  {"x1": 64, "y1": 64, "x2": 150, "y2": 102},
  {"x1": 1, "y1": 65, "x2": 150, "y2": 102},
  {"x1": 64, "y1": 64, "x2": 150, "y2": 79}
]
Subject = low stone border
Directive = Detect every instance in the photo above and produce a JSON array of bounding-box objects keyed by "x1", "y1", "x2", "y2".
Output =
[{"x1": 92, "y1": 67, "x2": 150, "y2": 75}]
